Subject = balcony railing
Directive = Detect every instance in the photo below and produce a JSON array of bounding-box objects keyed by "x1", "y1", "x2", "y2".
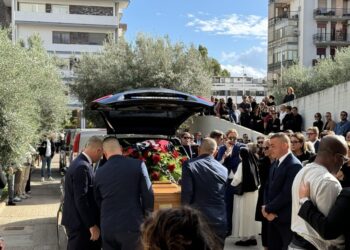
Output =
[
  {"x1": 313, "y1": 32, "x2": 349, "y2": 43},
  {"x1": 269, "y1": 11, "x2": 299, "y2": 26},
  {"x1": 268, "y1": 60, "x2": 295, "y2": 71},
  {"x1": 314, "y1": 8, "x2": 350, "y2": 18}
]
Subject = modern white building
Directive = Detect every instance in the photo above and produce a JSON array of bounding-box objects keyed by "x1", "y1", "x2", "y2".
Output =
[
  {"x1": 211, "y1": 76, "x2": 268, "y2": 103},
  {"x1": 1, "y1": 0, "x2": 129, "y2": 110},
  {"x1": 268, "y1": 0, "x2": 350, "y2": 86}
]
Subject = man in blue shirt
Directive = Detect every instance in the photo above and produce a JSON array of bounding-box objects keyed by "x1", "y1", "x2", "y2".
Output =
[
  {"x1": 216, "y1": 129, "x2": 245, "y2": 236},
  {"x1": 334, "y1": 111, "x2": 350, "y2": 136}
]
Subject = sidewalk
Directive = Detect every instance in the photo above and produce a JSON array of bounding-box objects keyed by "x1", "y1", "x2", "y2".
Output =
[{"x1": 0, "y1": 155, "x2": 62, "y2": 250}]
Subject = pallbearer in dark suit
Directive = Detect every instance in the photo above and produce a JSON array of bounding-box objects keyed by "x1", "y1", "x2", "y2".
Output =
[
  {"x1": 262, "y1": 133, "x2": 302, "y2": 250},
  {"x1": 94, "y1": 137, "x2": 154, "y2": 250},
  {"x1": 181, "y1": 137, "x2": 228, "y2": 248},
  {"x1": 62, "y1": 136, "x2": 103, "y2": 250}
]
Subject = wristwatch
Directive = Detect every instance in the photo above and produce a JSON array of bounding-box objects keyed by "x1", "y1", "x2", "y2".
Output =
[{"x1": 299, "y1": 197, "x2": 310, "y2": 205}]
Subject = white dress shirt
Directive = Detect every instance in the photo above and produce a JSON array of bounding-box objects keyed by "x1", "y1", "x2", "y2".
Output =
[
  {"x1": 291, "y1": 162, "x2": 344, "y2": 249},
  {"x1": 82, "y1": 152, "x2": 92, "y2": 165}
]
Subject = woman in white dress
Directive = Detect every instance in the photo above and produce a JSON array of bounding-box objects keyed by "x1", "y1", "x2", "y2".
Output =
[{"x1": 230, "y1": 147, "x2": 261, "y2": 246}]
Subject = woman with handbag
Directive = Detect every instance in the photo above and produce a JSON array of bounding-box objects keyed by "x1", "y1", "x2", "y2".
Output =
[{"x1": 230, "y1": 146, "x2": 261, "y2": 246}]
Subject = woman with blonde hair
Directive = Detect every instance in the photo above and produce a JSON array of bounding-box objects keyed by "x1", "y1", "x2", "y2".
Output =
[
  {"x1": 283, "y1": 86, "x2": 295, "y2": 103},
  {"x1": 290, "y1": 133, "x2": 314, "y2": 163}
]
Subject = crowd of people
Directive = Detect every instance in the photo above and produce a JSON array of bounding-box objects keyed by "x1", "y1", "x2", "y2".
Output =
[{"x1": 2, "y1": 94, "x2": 350, "y2": 250}]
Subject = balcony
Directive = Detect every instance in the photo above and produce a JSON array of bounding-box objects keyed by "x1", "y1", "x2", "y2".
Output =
[
  {"x1": 15, "y1": 11, "x2": 118, "y2": 28},
  {"x1": 268, "y1": 60, "x2": 295, "y2": 71},
  {"x1": 268, "y1": 11, "x2": 299, "y2": 26},
  {"x1": 313, "y1": 32, "x2": 350, "y2": 45},
  {"x1": 314, "y1": 8, "x2": 350, "y2": 20}
]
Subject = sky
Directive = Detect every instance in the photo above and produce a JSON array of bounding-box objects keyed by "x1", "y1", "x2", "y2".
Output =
[{"x1": 123, "y1": 0, "x2": 268, "y2": 79}]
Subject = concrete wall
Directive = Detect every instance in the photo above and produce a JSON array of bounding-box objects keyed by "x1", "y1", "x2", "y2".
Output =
[
  {"x1": 286, "y1": 81, "x2": 350, "y2": 130},
  {"x1": 187, "y1": 116, "x2": 266, "y2": 142}
]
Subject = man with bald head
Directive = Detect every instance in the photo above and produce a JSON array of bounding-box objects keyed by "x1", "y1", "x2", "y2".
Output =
[
  {"x1": 94, "y1": 137, "x2": 154, "y2": 250},
  {"x1": 181, "y1": 137, "x2": 228, "y2": 248},
  {"x1": 62, "y1": 136, "x2": 103, "y2": 250},
  {"x1": 290, "y1": 135, "x2": 348, "y2": 249}
]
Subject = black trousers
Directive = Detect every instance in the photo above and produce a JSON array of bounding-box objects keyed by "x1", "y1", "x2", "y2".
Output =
[
  {"x1": 268, "y1": 222, "x2": 292, "y2": 250},
  {"x1": 224, "y1": 181, "x2": 235, "y2": 235},
  {"x1": 66, "y1": 227, "x2": 101, "y2": 250},
  {"x1": 102, "y1": 230, "x2": 141, "y2": 250},
  {"x1": 25, "y1": 168, "x2": 32, "y2": 192}
]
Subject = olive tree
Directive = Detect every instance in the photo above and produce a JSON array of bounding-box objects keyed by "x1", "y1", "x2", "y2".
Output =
[
  {"x1": 0, "y1": 30, "x2": 67, "y2": 165},
  {"x1": 273, "y1": 46, "x2": 350, "y2": 103},
  {"x1": 71, "y1": 34, "x2": 213, "y2": 123}
]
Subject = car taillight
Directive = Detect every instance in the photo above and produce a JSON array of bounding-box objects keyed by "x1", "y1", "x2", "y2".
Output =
[{"x1": 73, "y1": 133, "x2": 81, "y2": 153}]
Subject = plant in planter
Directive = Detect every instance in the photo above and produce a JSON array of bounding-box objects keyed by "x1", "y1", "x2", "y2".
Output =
[{"x1": 123, "y1": 140, "x2": 188, "y2": 183}]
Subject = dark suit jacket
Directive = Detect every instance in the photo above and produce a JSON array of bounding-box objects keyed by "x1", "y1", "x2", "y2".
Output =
[
  {"x1": 38, "y1": 139, "x2": 55, "y2": 158},
  {"x1": 265, "y1": 153, "x2": 302, "y2": 224},
  {"x1": 298, "y1": 188, "x2": 350, "y2": 249},
  {"x1": 62, "y1": 153, "x2": 99, "y2": 230},
  {"x1": 181, "y1": 154, "x2": 228, "y2": 230},
  {"x1": 94, "y1": 155, "x2": 154, "y2": 233},
  {"x1": 314, "y1": 140, "x2": 320, "y2": 153}
]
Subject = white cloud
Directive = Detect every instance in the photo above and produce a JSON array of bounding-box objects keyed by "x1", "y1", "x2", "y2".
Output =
[
  {"x1": 186, "y1": 13, "x2": 267, "y2": 40},
  {"x1": 222, "y1": 64, "x2": 266, "y2": 79}
]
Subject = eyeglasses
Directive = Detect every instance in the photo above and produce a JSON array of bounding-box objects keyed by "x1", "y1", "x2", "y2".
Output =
[
  {"x1": 257, "y1": 141, "x2": 264, "y2": 144},
  {"x1": 290, "y1": 140, "x2": 300, "y2": 144},
  {"x1": 337, "y1": 153, "x2": 350, "y2": 164},
  {"x1": 306, "y1": 133, "x2": 316, "y2": 135}
]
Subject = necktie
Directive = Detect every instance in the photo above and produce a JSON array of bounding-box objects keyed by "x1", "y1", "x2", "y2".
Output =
[{"x1": 272, "y1": 160, "x2": 279, "y2": 179}]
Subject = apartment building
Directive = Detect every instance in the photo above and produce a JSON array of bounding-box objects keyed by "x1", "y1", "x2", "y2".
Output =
[
  {"x1": 212, "y1": 76, "x2": 268, "y2": 103},
  {"x1": 268, "y1": 0, "x2": 350, "y2": 86},
  {"x1": 1, "y1": 0, "x2": 129, "y2": 110}
]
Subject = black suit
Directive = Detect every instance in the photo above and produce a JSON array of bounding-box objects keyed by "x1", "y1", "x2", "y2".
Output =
[
  {"x1": 94, "y1": 155, "x2": 154, "y2": 250},
  {"x1": 264, "y1": 153, "x2": 302, "y2": 250},
  {"x1": 62, "y1": 153, "x2": 100, "y2": 250},
  {"x1": 298, "y1": 188, "x2": 350, "y2": 249}
]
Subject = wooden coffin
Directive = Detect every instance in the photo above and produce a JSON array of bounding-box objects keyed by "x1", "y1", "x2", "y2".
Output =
[{"x1": 152, "y1": 181, "x2": 181, "y2": 210}]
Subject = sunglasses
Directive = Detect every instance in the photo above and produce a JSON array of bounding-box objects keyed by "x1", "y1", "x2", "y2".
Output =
[
  {"x1": 183, "y1": 136, "x2": 191, "y2": 140},
  {"x1": 263, "y1": 147, "x2": 269, "y2": 150},
  {"x1": 306, "y1": 133, "x2": 316, "y2": 135},
  {"x1": 227, "y1": 137, "x2": 236, "y2": 141},
  {"x1": 337, "y1": 153, "x2": 350, "y2": 164},
  {"x1": 257, "y1": 141, "x2": 264, "y2": 144}
]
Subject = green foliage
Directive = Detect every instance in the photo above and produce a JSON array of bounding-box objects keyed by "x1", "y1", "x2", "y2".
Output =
[
  {"x1": 71, "y1": 34, "x2": 213, "y2": 122},
  {"x1": 0, "y1": 29, "x2": 68, "y2": 165},
  {"x1": 272, "y1": 47, "x2": 350, "y2": 102}
]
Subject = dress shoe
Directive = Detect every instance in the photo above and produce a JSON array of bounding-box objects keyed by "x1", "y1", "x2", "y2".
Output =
[
  {"x1": 235, "y1": 240, "x2": 250, "y2": 246},
  {"x1": 7, "y1": 201, "x2": 16, "y2": 206},
  {"x1": 248, "y1": 239, "x2": 257, "y2": 245}
]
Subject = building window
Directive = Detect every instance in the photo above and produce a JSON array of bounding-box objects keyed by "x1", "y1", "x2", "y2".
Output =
[
  {"x1": 52, "y1": 31, "x2": 108, "y2": 45},
  {"x1": 256, "y1": 91, "x2": 265, "y2": 96},
  {"x1": 317, "y1": 47, "x2": 326, "y2": 59},
  {"x1": 53, "y1": 32, "x2": 70, "y2": 44},
  {"x1": 52, "y1": 5, "x2": 69, "y2": 14},
  {"x1": 69, "y1": 5, "x2": 113, "y2": 16},
  {"x1": 19, "y1": 3, "x2": 45, "y2": 12}
]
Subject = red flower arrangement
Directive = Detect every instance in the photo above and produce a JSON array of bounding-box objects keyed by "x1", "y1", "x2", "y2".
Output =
[{"x1": 123, "y1": 140, "x2": 187, "y2": 183}]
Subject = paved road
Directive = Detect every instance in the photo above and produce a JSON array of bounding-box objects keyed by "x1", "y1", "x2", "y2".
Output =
[{"x1": 0, "y1": 155, "x2": 262, "y2": 249}]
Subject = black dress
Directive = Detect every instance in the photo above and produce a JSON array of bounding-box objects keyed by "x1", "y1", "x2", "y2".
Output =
[{"x1": 313, "y1": 120, "x2": 324, "y2": 133}]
